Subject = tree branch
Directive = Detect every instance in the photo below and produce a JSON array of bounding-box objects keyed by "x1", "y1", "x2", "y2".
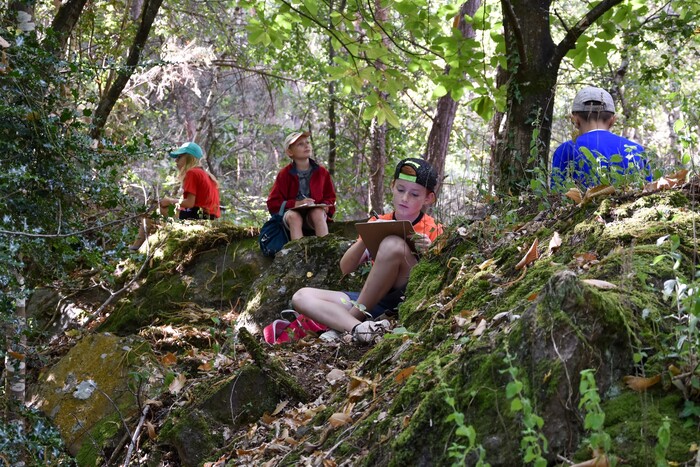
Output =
[
  {"x1": 91, "y1": 0, "x2": 164, "y2": 139},
  {"x1": 553, "y1": 0, "x2": 624, "y2": 63}
]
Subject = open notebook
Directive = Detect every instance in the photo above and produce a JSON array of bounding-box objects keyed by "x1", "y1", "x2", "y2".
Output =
[
  {"x1": 290, "y1": 203, "x2": 330, "y2": 211},
  {"x1": 355, "y1": 220, "x2": 415, "y2": 259}
]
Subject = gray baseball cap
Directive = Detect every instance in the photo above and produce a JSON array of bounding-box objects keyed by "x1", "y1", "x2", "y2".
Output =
[{"x1": 572, "y1": 86, "x2": 616, "y2": 114}]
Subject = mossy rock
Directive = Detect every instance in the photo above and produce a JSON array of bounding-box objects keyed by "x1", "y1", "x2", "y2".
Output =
[
  {"x1": 159, "y1": 363, "x2": 299, "y2": 465},
  {"x1": 32, "y1": 333, "x2": 163, "y2": 464},
  {"x1": 100, "y1": 223, "x2": 266, "y2": 334},
  {"x1": 237, "y1": 232, "x2": 366, "y2": 330}
]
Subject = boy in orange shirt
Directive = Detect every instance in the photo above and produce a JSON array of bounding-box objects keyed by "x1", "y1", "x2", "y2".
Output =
[{"x1": 291, "y1": 158, "x2": 442, "y2": 344}]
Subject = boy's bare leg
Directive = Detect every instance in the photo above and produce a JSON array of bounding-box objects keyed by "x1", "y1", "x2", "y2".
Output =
[
  {"x1": 307, "y1": 208, "x2": 329, "y2": 237},
  {"x1": 284, "y1": 210, "x2": 304, "y2": 240},
  {"x1": 292, "y1": 288, "x2": 363, "y2": 331},
  {"x1": 351, "y1": 235, "x2": 417, "y2": 317}
]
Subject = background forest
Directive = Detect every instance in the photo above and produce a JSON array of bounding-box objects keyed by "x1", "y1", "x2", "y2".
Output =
[{"x1": 1, "y1": 0, "x2": 700, "y2": 464}]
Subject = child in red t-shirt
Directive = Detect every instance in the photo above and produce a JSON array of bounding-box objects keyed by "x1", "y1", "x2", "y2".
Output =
[{"x1": 130, "y1": 142, "x2": 220, "y2": 250}]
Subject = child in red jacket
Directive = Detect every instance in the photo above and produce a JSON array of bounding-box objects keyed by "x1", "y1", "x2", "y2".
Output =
[{"x1": 266, "y1": 132, "x2": 336, "y2": 240}]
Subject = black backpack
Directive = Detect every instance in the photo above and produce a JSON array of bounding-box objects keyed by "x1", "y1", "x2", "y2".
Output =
[{"x1": 259, "y1": 201, "x2": 289, "y2": 257}]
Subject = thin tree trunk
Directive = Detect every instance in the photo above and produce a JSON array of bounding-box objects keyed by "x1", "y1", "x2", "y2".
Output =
[
  {"x1": 47, "y1": 0, "x2": 88, "y2": 53},
  {"x1": 90, "y1": 0, "x2": 164, "y2": 139},
  {"x1": 368, "y1": 0, "x2": 389, "y2": 214},
  {"x1": 424, "y1": 0, "x2": 481, "y2": 197},
  {"x1": 4, "y1": 268, "x2": 26, "y2": 423},
  {"x1": 369, "y1": 119, "x2": 387, "y2": 213},
  {"x1": 326, "y1": 0, "x2": 345, "y2": 177}
]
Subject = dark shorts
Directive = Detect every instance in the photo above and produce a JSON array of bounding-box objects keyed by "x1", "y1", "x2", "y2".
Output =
[
  {"x1": 178, "y1": 207, "x2": 217, "y2": 220},
  {"x1": 345, "y1": 287, "x2": 406, "y2": 319}
]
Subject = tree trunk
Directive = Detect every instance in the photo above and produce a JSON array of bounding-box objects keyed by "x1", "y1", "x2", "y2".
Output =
[
  {"x1": 4, "y1": 268, "x2": 26, "y2": 434},
  {"x1": 368, "y1": 0, "x2": 390, "y2": 214},
  {"x1": 492, "y1": 0, "x2": 624, "y2": 195},
  {"x1": 424, "y1": 0, "x2": 481, "y2": 197},
  {"x1": 369, "y1": 118, "x2": 387, "y2": 214},
  {"x1": 90, "y1": 0, "x2": 164, "y2": 139},
  {"x1": 47, "y1": 0, "x2": 88, "y2": 53},
  {"x1": 326, "y1": 0, "x2": 344, "y2": 177}
]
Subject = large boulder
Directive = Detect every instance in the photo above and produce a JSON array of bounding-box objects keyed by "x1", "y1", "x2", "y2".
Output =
[{"x1": 31, "y1": 333, "x2": 163, "y2": 465}]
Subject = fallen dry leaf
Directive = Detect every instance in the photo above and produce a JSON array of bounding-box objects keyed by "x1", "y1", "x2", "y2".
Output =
[
  {"x1": 565, "y1": 187, "x2": 583, "y2": 204},
  {"x1": 548, "y1": 232, "x2": 562, "y2": 255},
  {"x1": 347, "y1": 375, "x2": 373, "y2": 402},
  {"x1": 145, "y1": 420, "x2": 157, "y2": 440},
  {"x1": 395, "y1": 366, "x2": 416, "y2": 384},
  {"x1": 515, "y1": 238, "x2": 539, "y2": 270},
  {"x1": 644, "y1": 169, "x2": 689, "y2": 192},
  {"x1": 161, "y1": 352, "x2": 177, "y2": 366},
  {"x1": 197, "y1": 360, "x2": 213, "y2": 372},
  {"x1": 7, "y1": 350, "x2": 25, "y2": 361},
  {"x1": 168, "y1": 373, "x2": 186, "y2": 394},
  {"x1": 582, "y1": 184, "x2": 615, "y2": 204},
  {"x1": 574, "y1": 252, "x2": 598, "y2": 267},
  {"x1": 623, "y1": 374, "x2": 661, "y2": 392},
  {"x1": 271, "y1": 400, "x2": 288, "y2": 416},
  {"x1": 571, "y1": 454, "x2": 609, "y2": 467},
  {"x1": 581, "y1": 279, "x2": 618, "y2": 289},
  {"x1": 326, "y1": 368, "x2": 346, "y2": 385},
  {"x1": 203, "y1": 455, "x2": 227, "y2": 467},
  {"x1": 328, "y1": 412, "x2": 353, "y2": 428},
  {"x1": 452, "y1": 315, "x2": 470, "y2": 330},
  {"x1": 473, "y1": 319, "x2": 487, "y2": 337}
]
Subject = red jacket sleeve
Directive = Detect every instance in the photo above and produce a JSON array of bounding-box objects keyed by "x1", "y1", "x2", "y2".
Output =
[{"x1": 267, "y1": 165, "x2": 300, "y2": 214}]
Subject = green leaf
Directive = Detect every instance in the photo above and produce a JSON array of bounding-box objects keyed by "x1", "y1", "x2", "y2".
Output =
[
  {"x1": 585, "y1": 412, "x2": 605, "y2": 431},
  {"x1": 572, "y1": 49, "x2": 587, "y2": 69},
  {"x1": 304, "y1": 0, "x2": 319, "y2": 16},
  {"x1": 433, "y1": 84, "x2": 448, "y2": 98},
  {"x1": 588, "y1": 46, "x2": 608, "y2": 67},
  {"x1": 383, "y1": 105, "x2": 401, "y2": 128},
  {"x1": 470, "y1": 95, "x2": 494, "y2": 121},
  {"x1": 506, "y1": 380, "x2": 522, "y2": 398},
  {"x1": 510, "y1": 398, "x2": 523, "y2": 412},
  {"x1": 673, "y1": 118, "x2": 685, "y2": 133}
]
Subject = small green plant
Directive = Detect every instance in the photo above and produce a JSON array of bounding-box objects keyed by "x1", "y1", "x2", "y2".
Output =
[
  {"x1": 443, "y1": 386, "x2": 490, "y2": 466},
  {"x1": 654, "y1": 417, "x2": 671, "y2": 467},
  {"x1": 654, "y1": 234, "x2": 700, "y2": 407},
  {"x1": 578, "y1": 369, "x2": 615, "y2": 465},
  {"x1": 502, "y1": 348, "x2": 548, "y2": 466},
  {"x1": 0, "y1": 405, "x2": 74, "y2": 465}
]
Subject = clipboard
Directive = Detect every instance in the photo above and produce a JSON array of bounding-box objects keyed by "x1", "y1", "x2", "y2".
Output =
[
  {"x1": 355, "y1": 220, "x2": 416, "y2": 259},
  {"x1": 290, "y1": 203, "x2": 330, "y2": 212}
]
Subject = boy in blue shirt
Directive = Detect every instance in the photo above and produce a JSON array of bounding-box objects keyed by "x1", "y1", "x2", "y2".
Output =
[{"x1": 551, "y1": 86, "x2": 652, "y2": 189}]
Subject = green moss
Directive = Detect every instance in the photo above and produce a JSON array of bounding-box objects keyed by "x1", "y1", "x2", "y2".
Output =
[
  {"x1": 571, "y1": 391, "x2": 699, "y2": 465},
  {"x1": 75, "y1": 412, "x2": 122, "y2": 466}
]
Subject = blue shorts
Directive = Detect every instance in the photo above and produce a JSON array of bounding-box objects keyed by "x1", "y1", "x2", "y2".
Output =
[{"x1": 344, "y1": 288, "x2": 405, "y2": 318}]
